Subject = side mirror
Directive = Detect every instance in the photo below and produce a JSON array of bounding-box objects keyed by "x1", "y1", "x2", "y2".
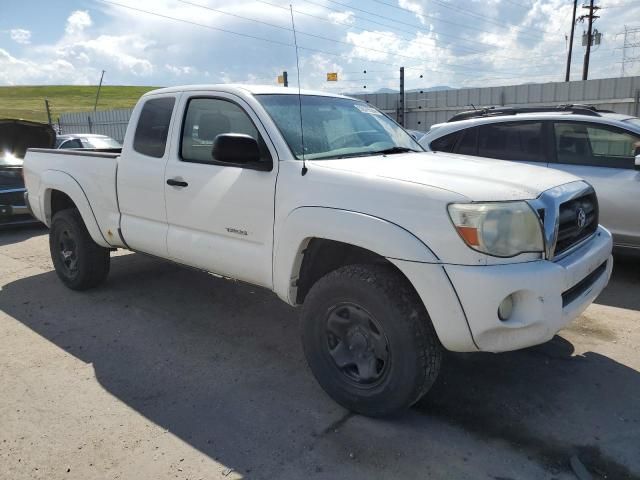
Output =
[
  {"x1": 635, "y1": 154, "x2": 640, "y2": 171},
  {"x1": 212, "y1": 133, "x2": 260, "y2": 165}
]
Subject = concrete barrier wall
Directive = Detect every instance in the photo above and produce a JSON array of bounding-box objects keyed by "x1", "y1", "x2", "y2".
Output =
[{"x1": 351, "y1": 75, "x2": 640, "y2": 132}]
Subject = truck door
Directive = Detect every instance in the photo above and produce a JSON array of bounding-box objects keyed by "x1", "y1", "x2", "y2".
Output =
[
  {"x1": 117, "y1": 94, "x2": 178, "y2": 257},
  {"x1": 550, "y1": 121, "x2": 640, "y2": 247},
  {"x1": 163, "y1": 92, "x2": 278, "y2": 288}
]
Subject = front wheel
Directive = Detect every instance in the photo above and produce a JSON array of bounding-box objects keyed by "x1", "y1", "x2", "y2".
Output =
[
  {"x1": 49, "y1": 208, "x2": 110, "y2": 290},
  {"x1": 301, "y1": 264, "x2": 442, "y2": 417}
]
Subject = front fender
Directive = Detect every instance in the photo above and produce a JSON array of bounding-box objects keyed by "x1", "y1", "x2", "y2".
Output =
[
  {"x1": 39, "y1": 170, "x2": 111, "y2": 248},
  {"x1": 273, "y1": 207, "x2": 439, "y2": 304}
]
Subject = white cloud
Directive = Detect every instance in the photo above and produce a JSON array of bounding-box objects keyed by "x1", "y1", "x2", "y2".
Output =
[
  {"x1": 399, "y1": 0, "x2": 426, "y2": 25},
  {"x1": 65, "y1": 10, "x2": 92, "y2": 36},
  {"x1": 0, "y1": 48, "x2": 83, "y2": 85},
  {"x1": 1, "y1": 0, "x2": 638, "y2": 90},
  {"x1": 69, "y1": 35, "x2": 154, "y2": 76},
  {"x1": 328, "y1": 11, "x2": 355, "y2": 25},
  {"x1": 346, "y1": 31, "x2": 403, "y2": 61},
  {"x1": 165, "y1": 64, "x2": 197, "y2": 76},
  {"x1": 10, "y1": 29, "x2": 31, "y2": 45}
]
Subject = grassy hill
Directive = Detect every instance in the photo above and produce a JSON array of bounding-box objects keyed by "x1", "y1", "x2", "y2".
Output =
[{"x1": 0, "y1": 85, "x2": 159, "y2": 123}]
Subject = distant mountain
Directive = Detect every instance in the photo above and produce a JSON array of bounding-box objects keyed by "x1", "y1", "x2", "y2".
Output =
[{"x1": 408, "y1": 86, "x2": 454, "y2": 93}]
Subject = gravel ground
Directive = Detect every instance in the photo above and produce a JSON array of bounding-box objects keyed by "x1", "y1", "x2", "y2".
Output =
[{"x1": 0, "y1": 225, "x2": 638, "y2": 480}]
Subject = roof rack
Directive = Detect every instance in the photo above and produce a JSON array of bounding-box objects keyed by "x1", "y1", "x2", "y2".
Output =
[{"x1": 447, "y1": 104, "x2": 606, "y2": 123}]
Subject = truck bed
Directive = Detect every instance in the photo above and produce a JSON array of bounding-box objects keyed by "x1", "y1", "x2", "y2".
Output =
[{"x1": 24, "y1": 148, "x2": 124, "y2": 247}]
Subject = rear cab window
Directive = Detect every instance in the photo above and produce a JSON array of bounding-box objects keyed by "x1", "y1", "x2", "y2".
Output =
[{"x1": 133, "y1": 97, "x2": 176, "y2": 158}]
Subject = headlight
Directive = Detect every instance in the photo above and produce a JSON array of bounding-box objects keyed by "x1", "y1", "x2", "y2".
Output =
[{"x1": 448, "y1": 201, "x2": 544, "y2": 257}]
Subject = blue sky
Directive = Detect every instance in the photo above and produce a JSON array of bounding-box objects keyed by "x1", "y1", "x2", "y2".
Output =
[{"x1": 0, "y1": 0, "x2": 637, "y2": 92}]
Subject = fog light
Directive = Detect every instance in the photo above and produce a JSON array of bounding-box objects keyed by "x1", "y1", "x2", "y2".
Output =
[{"x1": 498, "y1": 294, "x2": 514, "y2": 321}]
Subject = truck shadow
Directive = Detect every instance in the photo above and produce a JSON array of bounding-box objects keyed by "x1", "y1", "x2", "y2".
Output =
[{"x1": 0, "y1": 253, "x2": 638, "y2": 478}]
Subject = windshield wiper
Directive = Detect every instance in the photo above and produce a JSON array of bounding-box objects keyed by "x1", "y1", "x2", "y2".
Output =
[{"x1": 370, "y1": 146, "x2": 421, "y2": 155}]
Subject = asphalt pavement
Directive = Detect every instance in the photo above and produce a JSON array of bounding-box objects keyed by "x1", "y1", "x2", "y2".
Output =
[{"x1": 1, "y1": 225, "x2": 638, "y2": 479}]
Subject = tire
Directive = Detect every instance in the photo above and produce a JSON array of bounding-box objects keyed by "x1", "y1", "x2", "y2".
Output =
[
  {"x1": 49, "y1": 208, "x2": 110, "y2": 290},
  {"x1": 301, "y1": 264, "x2": 442, "y2": 417}
]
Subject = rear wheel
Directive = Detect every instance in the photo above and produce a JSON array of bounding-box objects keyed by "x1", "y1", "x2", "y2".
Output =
[
  {"x1": 49, "y1": 208, "x2": 110, "y2": 290},
  {"x1": 301, "y1": 264, "x2": 442, "y2": 417}
]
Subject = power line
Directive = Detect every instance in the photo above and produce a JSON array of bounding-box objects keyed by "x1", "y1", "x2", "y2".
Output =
[
  {"x1": 371, "y1": 0, "x2": 548, "y2": 37},
  {"x1": 599, "y1": 0, "x2": 640, "y2": 8},
  {"x1": 300, "y1": 0, "x2": 531, "y2": 56},
  {"x1": 97, "y1": 0, "x2": 612, "y2": 85},
  {"x1": 503, "y1": 0, "x2": 534, "y2": 9},
  {"x1": 174, "y1": 0, "x2": 558, "y2": 77},
  {"x1": 325, "y1": 0, "x2": 545, "y2": 41},
  {"x1": 299, "y1": 0, "x2": 572, "y2": 64},
  {"x1": 100, "y1": 0, "x2": 294, "y2": 48}
]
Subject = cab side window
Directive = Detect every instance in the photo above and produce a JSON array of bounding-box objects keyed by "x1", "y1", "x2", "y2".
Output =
[
  {"x1": 180, "y1": 98, "x2": 271, "y2": 165},
  {"x1": 477, "y1": 121, "x2": 544, "y2": 162},
  {"x1": 133, "y1": 97, "x2": 175, "y2": 158},
  {"x1": 554, "y1": 122, "x2": 639, "y2": 169}
]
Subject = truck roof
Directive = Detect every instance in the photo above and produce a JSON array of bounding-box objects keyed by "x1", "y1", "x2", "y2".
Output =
[{"x1": 144, "y1": 84, "x2": 353, "y2": 99}]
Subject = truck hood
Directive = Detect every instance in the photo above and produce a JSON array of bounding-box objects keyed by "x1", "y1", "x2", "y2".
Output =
[
  {"x1": 0, "y1": 119, "x2": 56, "y2": 165},
  {"x1": 311, "y1": 151, "x2": 579, "y2": 201}
]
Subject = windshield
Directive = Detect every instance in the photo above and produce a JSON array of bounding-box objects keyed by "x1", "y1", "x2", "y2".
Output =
[{"x1": 257, "y1": 94, "x2": 422, "y2": 160}]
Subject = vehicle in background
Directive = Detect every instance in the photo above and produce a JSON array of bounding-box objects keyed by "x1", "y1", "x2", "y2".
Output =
[
  {"x1": 56, "y1": 133, "x2": 121, "y2": 150},
  {"x1": 420, "y1": 105, "x2": 640, "y2": 251},
  {"x1": 406, "y1": 129, "x2": 426, "y2": 141},
  {"x1": 24, "y1": 86, "x2": 612, "y2": 416},
  {"x1": 1, "y1": 119, "x2": 55, "y2": 226}
]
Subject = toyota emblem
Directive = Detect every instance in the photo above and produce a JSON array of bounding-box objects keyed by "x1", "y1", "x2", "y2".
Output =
[{"x1": 576, "y1": 208, "x2": 587, "y2": 229}]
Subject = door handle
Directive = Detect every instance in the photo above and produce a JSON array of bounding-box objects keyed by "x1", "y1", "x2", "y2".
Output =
[{"x1": 166, "y1": 178, "x2": 188, "y2": 187}]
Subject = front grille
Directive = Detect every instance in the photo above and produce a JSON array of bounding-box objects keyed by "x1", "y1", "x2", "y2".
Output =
[
  {"x1": 562, "y1": 261, "x2": 607, "y2": 307},
  {"x1": 554, "y1": 191, "x2": 598, "y2": 256},
  {"x1": 0, "y1": 168, "x2": 24, "y2": 190},
  {"x1": 0, "y1": 189, "x2": 26, "y2": 207}
]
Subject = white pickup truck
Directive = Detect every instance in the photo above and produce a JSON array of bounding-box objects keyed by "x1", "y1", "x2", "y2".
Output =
[{"x1": 24, "y1": 85, "x2": 613, "y2": 416}]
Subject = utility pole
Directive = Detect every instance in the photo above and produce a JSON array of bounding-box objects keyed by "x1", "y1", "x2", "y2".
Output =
[
  {"x1": 398, "y1": 67, "x2": 405, "y2": 127},
  {"x1": 579, "y1": 0, "x2": 600, "y2": 81},
  {"x1": 93, "y1": 70, "x2": 105, "y2": 112},
  {"x1": 565, "y1": 0, "x2": 578, "y2": 82},
  {"x1": 619, "y1": 25, "x2": 640, "y2": 77},
  {"x1": 44, "y1": 99, "x2": 53, "y2": 126}
]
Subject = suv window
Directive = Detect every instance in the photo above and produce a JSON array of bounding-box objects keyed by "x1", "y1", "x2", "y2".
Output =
[
  {"x1": 457, "y1": 127, "x2": 478, "y2": 155},
  {"x1": 554, "y1": 122, "x2": 640, "y2": 169},
  {"x1": 133, "y1": 97, "x2": 175, "y2": 158},
  {"x1": 181, "y1": 98, "x2": 271, "y2": 164},
  {"x1": 429, "y1": 131, "x2": 459, "y2": 153},
  {"x1": 477, "y1": 121, "x2": 544, "y2": 162}
]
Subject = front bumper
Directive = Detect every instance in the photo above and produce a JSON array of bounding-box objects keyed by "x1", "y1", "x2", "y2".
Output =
[
  {"x1": 444, "y1": 226, "x2": 613, "y2": 352},
  {"x1": 0, "y1": 188, "x2": 37, "y2": 226}
]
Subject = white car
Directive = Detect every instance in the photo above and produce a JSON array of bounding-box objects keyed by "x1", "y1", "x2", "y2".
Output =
[
  {"x1": 55, "y1": 133, "x2": 122, "y2": 150},
  {"x1": 23, "y1": 86, "x2": 612, "y2": 416},
  {"x1": 419, "y1": 105, "x2": 640, "y2": 251}
]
